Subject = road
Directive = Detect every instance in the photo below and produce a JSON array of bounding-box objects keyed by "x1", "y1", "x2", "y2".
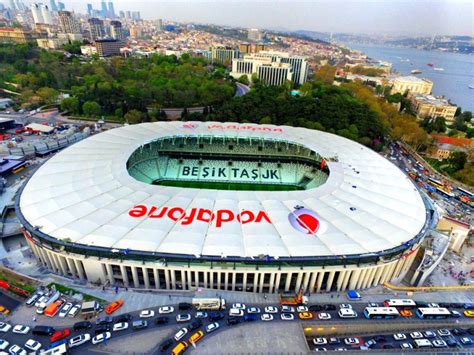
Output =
[
  {"x1": 235, "y1": 82, "x2": 250, "y2": 97},
  {"x1": 1, "y1": 299, "x2": 473, "y2": 354}
]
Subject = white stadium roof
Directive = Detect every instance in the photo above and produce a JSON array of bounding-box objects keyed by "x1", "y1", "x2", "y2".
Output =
[{"x1": 19, "y1": 121, "x2": 427, "y2": 259}]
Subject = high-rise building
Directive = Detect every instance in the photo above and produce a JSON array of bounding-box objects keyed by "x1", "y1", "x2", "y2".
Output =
[
  {"x1": 88, "y1": 17, "x2": 105, "y2": 40},
  {"x1": 129, "y1": 25, "x2": 142, "y2": 39},
  {"x1": 86, "y1": 3, "x2": 93, "y2": 17},
  {"x1": 210, "y1": 46, "x2": 239, "y2": 66},
  {"x1": 247, "y1": 28, "x2": 264, "y2": 42},
  {"x1": 239, "y1": 43, "x2": 266, "y2": 54},
  {"x1": 107, "y1": 1, "x2": 115, "y2": 18},
  {"x1": 49, "y1": 0, "x2": 58, "y2": 12},
  {"x1": 110, "y1": 20, "x2": 123, "y2": 41},
  {"x1": 95, "y1": 38, "x2": 121, "y2": 57},
  {"x1": 58, "y1": 1, "x2": 65, "y2": 10},
  {"x1": 58, "y1": 11, "x2": 81, "y2": 34},
  {"x1": 125, "y1": 10, "x2": 131, "y2": 20},
  {"x1": 100, "y1": 0, "x2": 107, "y2": 18},
  {"x1": 156, "y1": 19, "x2": 163, "y2": 31},
  {"x1": 31, "y1": 3, "x2": 43, "y2": 24},
  {"x1": 131, "y1": 11, "x2": 140, "y2": 21},
  {"x1": 9, "y1": 0, "x2": 16, "y2": 11},
  {"x1": 40, "y1": 4, "x2": 53, "y2": 25},
  {"x1": 15, "y1": 0, "x2": 26, "y2": 11},
  {"x1": 230, "y1": 55, "x2": 292, "y2": 86},
  {"x1": 118, "y1": 10, "x2": 124, "y2": 18}
]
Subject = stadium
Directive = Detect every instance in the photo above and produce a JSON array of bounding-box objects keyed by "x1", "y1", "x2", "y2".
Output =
[{"x1": 16, "y1": 121, "x2": 434, "y2": 293}]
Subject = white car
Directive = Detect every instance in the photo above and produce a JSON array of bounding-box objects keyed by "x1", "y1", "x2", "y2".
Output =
[
  {"x1": 337, "y1": 309, "x2": 357, "y2": 318},
  {"x1": 393, "y1": 333, "x2": 406, "y2": 341},
  {"x1": 0, "y1": 323, "x2": 11, "y2": 333},
  {"x1": 423, "y1": 331, "x2": 436, "y2": 338},
  {"x1": 113, "y1": 322, "x2": 129, "y2": 332},
  {"x1": 34, "y1": 296, "x2": 48, "y2": 308},
  {"x1": 261, "y1": 314, "x2": 273, "y2": 321},
  {"x1": 339, "y1": 304, "x2": 352, "y2": 309},
  {"x1": 437, "y1": 329, "x2": 451, "y2": 337},
  {"x1": 247, "y1": 307, "x2": 261, "y2": 314},
  {"x1": 231, "y1": 303, "x2": 246, "y2": 310},
  {"x1": 8, "y1": 345, "x2": 26, "y2": 355},
  {"x1": 264, "y1": 306, "x2": 278, "y2": 313},
  {"x1": 69, "y1": 334, "x2": 91, "y2": 348},
  {"x1": 297, "y1": 306, "x2": 308, "y2": 312},
  {"x1": 35, "y1": 307, "x2": 45, "y2": 315},
  {"x1": 24, "y1": 339, "x2": 41, "y2": 352},
  {"x1": 344, "y1": 338, "x2": 359, "y2": 346},
  {"x1": 176, "y1": 314, "x2": 191, "y2": 322},
  {"x1": 400, "y1": 343, "x2": 413, "y2": 349},
  {"x1": 92, "y1": 332, "x2": 111, "y2": 345},
  {"x1": 229, "y1": 308, "x2": 244, "y2": 317},
  {"x1": 12, "y1": 325, "x2": 30, "y2": 335},
  {"x1": 205, "y1": 322, "x2": 219, "y2": 333},
  {"x1": 139, "y1": 310, "x2": 155, "y2": 318},
  {"x1": 432, "y1": 339, "x2": 447, "y2": 348},
  {"x1": 0, "y1": 339, "x2": 9, "y2": 350},
  {"x1": 410, "y1": 332, "x2": 423, "y2": 339},
  {"x1": 68, "y1": 304, "x2": 81, "y2": 317},
  {"x1": 59, "y1": 302, "x2": 72, "y2": 318},
  {"x1": 174, "y1": 328, "x2": 188, "y2": 341},
  {"x1": 313, "y1": 338, "x2": 327, "y2": 345},
  {"x1": 158, "y1": 306, "x2": 174, "y2": 314},
  {"x1": 427, "y1": 303, "x2": 439, "y2": 308},
  {"x1": 280, "y1": 313, "x2": 294, "y2": 321},
  {"x1": 281, "y1": 305, "x2": 295, "y2": 313},
  {"x1": 318, "y1": 312, "x2": 331, "y2": 320}
]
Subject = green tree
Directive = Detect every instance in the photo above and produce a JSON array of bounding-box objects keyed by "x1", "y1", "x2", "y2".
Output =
[
  {"x1": 60, "y1": 97, "x2": 79, "y2": 113},
  {"x1": 36, "y1": 87, "x2": 59, "y2": 105},
  {"x1": 449, "y1": 151, "x2": 467, "y2": 171},
  {"x1": 124, "y1": 109, "x2": 144, "y2": 124},
  {"x1": 62, "y1": 41, "x2": 82, "y2": 55},
  {"x1": 82, "y1": 101, "x2": 101, "y2": 117},
  {"x1": 238, "y1": 74, "x2": 249, "y2": 85},
  {"x1": 314, "y1": 65, "x2": 336, "y2": 84},
  {"x1": 259, "y1": 116, "x2": 272, "y2": 125}
]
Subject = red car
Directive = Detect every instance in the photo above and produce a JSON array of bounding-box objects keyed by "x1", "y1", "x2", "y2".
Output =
[{"x1": 50, "y1": 328, "x2": 71, "y2": 343}]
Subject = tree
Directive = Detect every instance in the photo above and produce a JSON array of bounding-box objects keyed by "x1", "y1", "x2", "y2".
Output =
[
  {"x1": 259, "y1": 116, "x2": 272, "y2": 125},
  {"x1": 314, "y1": 65, "x2": 336, "y2": 85},
  {"x1": 181, "y1": 107, "x2": 189, "y2": 120},
  {"x1": 449, "y1": 151, "x2": 467, "y2": 171},
  {"x1": 36, "y1": 87, "x2": 59, "y2": 105},
  {"x1": 62, "y1": 41, "x2": 82, "y2": 55},
  {"x1": 453, "y1": 115, "x2": 468, "y2": 132},
  {"x1": 461, "y1": 111, "x2": 472, "y2": 122},
  {"x1": 82, "y1": 101, "x2": 101, "y2": 117},
  {"x1": 114, "y1": 108, "x2": 124, "y2": 119},
  {"x1": 60, "y1": 97, "x2": 79, "y2": 113},
  {"x1": 238, "y1": 74, "x2": 249, "y2": 85},
  {"x1": 124, "y1": 109, "x2": 144, "y2": 124}
]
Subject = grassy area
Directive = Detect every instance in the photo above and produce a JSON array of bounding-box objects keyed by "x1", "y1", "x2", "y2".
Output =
[
  {"x1": 425, "y1": 158, "x2": 457, "y2": 175},
  {"x1": 46, "y1": 283, "x2": 106, "y2": 304},
  {"x1": 156, "y1": 180, "x2": 304, "y2": 191},
  {"x1": 66, "y1": 115, "x2": 124, "y2": 124},
  {"x1": 0, "y1": 269, "x2": 38, "y2": 294}
]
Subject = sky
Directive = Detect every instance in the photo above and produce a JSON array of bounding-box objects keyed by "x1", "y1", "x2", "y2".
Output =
[{"x1": 41, "y1": 0, "x2": 474, "y2": 36}]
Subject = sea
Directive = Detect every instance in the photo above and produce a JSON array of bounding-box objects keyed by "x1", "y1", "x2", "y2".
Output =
[{"x1": 343, "y1": 44, "x2": 474, "y2": 112}]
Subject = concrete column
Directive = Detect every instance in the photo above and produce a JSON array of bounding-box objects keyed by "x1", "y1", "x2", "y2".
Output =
[
  {"x1": 284, "y1": 272, "x2": 292, "y2": 292},
  {"x1": 231, "y1": 272, "x2": 236, "y2": 291},
  {"x1": 316, "y1": 271, "x2": 324, "y2": 292},
  {"x1": 203, "y1": 271, "x2": 208, "y2": 288},
  {"x1": 187, "y1": 270, "x2": 193, "y2": 290},
  {"x1": 348, "y1": 269, "x2": 361, "y2": 290},
  {"x1": 75, "y1": 259, "x2": 85, "y2": 280},
  {"x1": 392, "y1": 259, "x2": 405, "y2": 280},
  {"x1": 336, "y1": 270, "x2": 346, "y2": 291},
  {"x1": 253, "y1": 273, "x2": 259, "y2": 292},
  {"x1": 269, "y1": 273, "x2": 276, "y2": 293},
  {"x1": 106, "y1": 264, "x2": 114, "y2": 285},
  {"x1": 39, "y1": 248, "x2": 51, "y2": 268},
  {"x1": 258, "y1": 273, "x2": 265, "y2": 293},
  {"x1": 194, "y1": 271, "x2": 200, "y2": 288},
  {"x1": 384, "y1": 263, "x2": 397, "y2": 283},
  {"x1": 209, "y1": 272, "x2": 214, "y2": 289},
  {"x1": 242, "y1": 272, "x2": 247, "y2": 291},
  {"x1": 47, "y1": 252, "x2": 59, "y2": 273},
  {"x1": 52, "y1": 254, "x2": 63, "y2": 275},
  {"x1": 274, "y1": 273, "x2": 281, "y2": 293},
  {"x1": 309, "y1": 272, "x2": 318, "y2": 293},
  {"x1": 153, "y1": 269, "x2": 160, "y2": 289},
  {"x1": 59, "y1": 256, "x2": 69, "y2": 276},
  {"x1": 170, "y1": 269, "x2": 176, "y2": 290},
  {"x1": 341, "y1": 270, "x2": 352, "y2": 290},
  {"x1": 143, "y1": 268, "x2": 150, "y2": 289},
  {"x1": 217, "y1": 272, "x2": 221, "y2": 290},
  {"x1": 120, "y1": 265, "x2": 129, "y2": 287},
  {"x1": 295, "y1": 272, "x2": 303, "y2": 292},
  {"x1": 372, "y1": 265, "x2": 385, "y2": 287},
  {"x1": 326, "y1": 271, "x2": 336, "y2": 292},
  {"x1": 180, "y1": 270, "x2": 186, "y2": 290},
  {"x1": 66, "y1": 258, "x2": 78, "y2": 278},
  {"x1": 356, "y1": 268, "x2": 368, "y2": 289},
  {"x1": 362, "y1": 268, "x2": 376, "y2": 289},
  {"x1": 131, "y1": 266, "x2": 140, "y2": 288},
  {"x1": 164, "y1": 269, "x2": 171, "y2": 289},
  {"x1": 224, "y1": 272, "x2": 229, "y2": 290}
]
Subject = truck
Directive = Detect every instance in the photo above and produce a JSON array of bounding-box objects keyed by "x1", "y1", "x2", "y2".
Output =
[
  {"x1": 191, "y1": 298, "x2": 226, "y2": 311},
  {"x1": 280, "y1": 289, "x2": 308, "y2": 305},
  {"x1": 80, "y1": 300, "x2": 101, "y2": 319}
]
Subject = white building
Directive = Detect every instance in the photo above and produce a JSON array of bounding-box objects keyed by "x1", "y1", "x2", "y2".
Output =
[
  {"x1": 58, "y1": 10, "x2": 81, "y2": 34},
  {"x1": 40, "y1": 4, "x2": 53, "y2": 25},
  {"x1": 30, "y1": 3, "x2": 43, "y2": 24},
  {"x1": 231, "y1": 55, "x2": 292, "y2": 86},
  {"x1": 248, "y1": 28, "x2": 264, "y2": 42}
]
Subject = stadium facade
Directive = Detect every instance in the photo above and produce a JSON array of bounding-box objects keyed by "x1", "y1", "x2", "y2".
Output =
[{"x1": 16, "y1": 122, "x2": 434, "y2": 293}]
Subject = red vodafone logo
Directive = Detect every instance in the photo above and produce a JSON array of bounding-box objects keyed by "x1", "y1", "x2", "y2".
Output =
[
  {"x1": 288, "y1": 206, "x2": 326, "y2": 235},
  {"x1": 181, "y1": 123, "x2": 199, "y2": 129}
]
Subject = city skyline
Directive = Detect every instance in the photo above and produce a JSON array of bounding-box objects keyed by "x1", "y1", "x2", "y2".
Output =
[{"x1": 56, "y1": 0, "x2": 474, "y2": 36}]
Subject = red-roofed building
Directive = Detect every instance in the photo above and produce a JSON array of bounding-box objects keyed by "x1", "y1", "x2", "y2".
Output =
[
  {"x1": 428, "y1": 134, "x2": 473, "y2": 160},
  {"x1": 432, "y1": 135, "x2": 473, "y2": 148}
]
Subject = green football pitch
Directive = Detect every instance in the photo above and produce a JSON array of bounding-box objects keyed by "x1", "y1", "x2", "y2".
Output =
[{"x1": 154, "y1": 180, "x2": 303, "y2": 191}]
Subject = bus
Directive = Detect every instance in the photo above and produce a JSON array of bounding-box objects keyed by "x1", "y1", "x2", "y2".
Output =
[
  {"x1": 458, "y1": 187, "x2": 474, "y2": 199},
  {"x1": 427, "y1": 178, "x2": 444, "y2": 189},
  {"x1": 383, "y1": 299, "x2": 417, "y2": 308},
  {"x1": 436, "y1": 188, "x2": 454, "y2": 199},
  {"x1": 12, "y1": 164, "x2": 27, "y2": 174},
  {"x1": 363, "y1": 307, "x2": 399, "y2": 319},
  {"x1": 191, "y1": 298, "x2": 226, "y2": 311},
  {"x1": 415, "y1": 307, "x2": 451, "y2": 319}
]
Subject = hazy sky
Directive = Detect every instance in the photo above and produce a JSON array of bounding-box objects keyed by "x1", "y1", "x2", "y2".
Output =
[{"x1": 44, "y1": 0, "x2": 474, "y2": 36}]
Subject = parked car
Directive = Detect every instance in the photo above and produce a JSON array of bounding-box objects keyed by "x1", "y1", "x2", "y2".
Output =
[
  {"x1": 0, "y1": 339, "x2": 8, "y2": 350},
  {"x1": 113, "y1": 322, "x2": 129, "y2": 332},
  {"x1": 158, "y1": 306, "x2": 174, "y2": 314},
  {"x1": 176, "y1": 314, "x2": 192, "y2": 322},
  {"x1": 247, "y1": 307, "x2": 261, "y2": 314},
  {"x1": 132, "y1": 320, "x2": 147, "y2": 330},
  {"x1": 92, "y1": 332, "x2": 111, "y2": 345},
  {"x1": 155, "y1": 316, "x2": 169, "y2": 325},
  {"x1": 174, "y1": 328, "x2": 188, "y2": 341},
  {"x1": 159, "y1": 339, "x2": 173, "y2": 352},
  {"x1": 114, "y1": 314, "x2": 132, "y2": 323},
  {"x1": 32, "y1": 326, "x2": 55, "y2": 336},
  {"x1": 318, "y1": 312, "x2": 331, "y2": 320},
  {"x1": 96, "y1": 317, "x2": 113, "y2": 325},
  {"x1": 50, "y1": 329, "x2": 70, "y2": 343},
  {"x1": 188, "y1": 320, "x2": 203, "y2": 331},
  {"x1": 139, "y1": 310, "x2": 155, "y2": 318},
  {"x1": 8, "y1": 345, "x2": 26, "y2": 355},
  {"x1": 73, "y1": 321, "x2": 92, "y2": 331},
  {"x1": 205, "y1": 322, "x2": 220, "y2": 333},
  {"x1": 12, "y1": 325, "x2": 30, "y2": 335},
  {"x1": 59, "y1": 303, "x2": 73, "y2": 318},
  {"x1": 209, "y1": 311, "x2": 225, "y2": 321},
  {"x1": 69, "y1": 334, "x2": 91, "y2": 348},
  {"x1": 105, "y1": 299, "x2": 124, "y2": 315},
  {"x1": 94, "y1": 325, "x2": 111, "y2": 334},
  {"x1": 280, "y1": 313, "x2": 294, "y2": 321},
  {"x1": 261, "y1": 314, "x2": 273, "y2": 321},
  {"x1": 24, "y1": 339, "x2": 41, "y2": 352},
  {"x1": 195, "y1": 312, "x2": 208, "y2": 319},
  {"x1": 68, "y1": 304, "x2": 81, "y2": 318},
  {"x1": 0, "y1": 322, "x2": 12, "y2": 333},
  {"x1": 226, "y1": 317, "x2": 240, "y2": 326},
  {"x1": 264, "y1": 306, "x2": 278, "y2": 313},
  {"x1": 178, "y1": 302, "x2": 192, "y2": 310}
]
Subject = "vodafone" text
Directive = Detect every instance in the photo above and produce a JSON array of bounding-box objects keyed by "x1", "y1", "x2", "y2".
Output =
[{"x1": 128, "y1": 205, "x2": 272, "y2": 227}]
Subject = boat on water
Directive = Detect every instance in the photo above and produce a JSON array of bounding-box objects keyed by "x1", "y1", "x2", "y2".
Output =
[
  {"x1": 469, "y1": 84, "x2": 474, "y2": 89},
  {"x1": 427, "y1": 63, "x2": 434, "y2": 67},
  {"x1": 411, "y1": 69, "x2": 422, "y2": 74},
  {"x1": 433, "y1": 67, "x2": 444, "y2": 71},
  {"x1": 401, "y1": 58, "x2": 410, "y2": 62}
]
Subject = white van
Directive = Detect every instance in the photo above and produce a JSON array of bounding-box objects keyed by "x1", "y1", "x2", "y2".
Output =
[
  {"x1": 414, "y1": 339, "x2": 432, "y2": 348},
  {"x1": 338, "y1": 308, "x2": 357, "y2": 318}
]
